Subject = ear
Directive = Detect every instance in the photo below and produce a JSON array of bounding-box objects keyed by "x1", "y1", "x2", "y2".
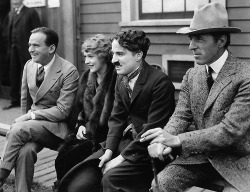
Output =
[
  {"x1": 135, "y1": 51, "x2": 143, "y2": 61},
  {"x1": 49, "y1": 44, "x2": 56, "y2": 54},
  {"x1": 218, "y1": 35, "x2": 227, "y2": 48}
]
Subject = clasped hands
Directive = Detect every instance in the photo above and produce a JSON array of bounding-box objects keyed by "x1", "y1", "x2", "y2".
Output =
[{"x1": 140, "y1": 128, "x2": 181, "y2": 161}]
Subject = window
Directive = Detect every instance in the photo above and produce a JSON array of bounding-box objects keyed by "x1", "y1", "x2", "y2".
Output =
[
  {"x1": 162, "y1": 55, "x2": 195, "y2": 89},
  {"x1": 121, "y1": 0, "x2": 225, "y2": 24}
]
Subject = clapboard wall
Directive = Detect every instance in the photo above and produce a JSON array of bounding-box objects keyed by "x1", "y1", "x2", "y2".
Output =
[{"x1": 78, "y1": 0, "x2": 250, "y2": 74}]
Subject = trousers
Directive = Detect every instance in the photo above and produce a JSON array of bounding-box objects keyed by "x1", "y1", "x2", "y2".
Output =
[{"x1": 0, "y1": 120, "x2": 63, "y2": 192}]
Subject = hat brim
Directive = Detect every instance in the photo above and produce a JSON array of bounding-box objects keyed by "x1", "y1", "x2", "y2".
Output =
[{"x1": 177, "y1": 27, "x2": 241, "y2": 35}]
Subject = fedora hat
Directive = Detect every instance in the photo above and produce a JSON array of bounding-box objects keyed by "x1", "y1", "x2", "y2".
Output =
[{"x1": 177, "y1": 2, "x2": 241, "y2": 35}]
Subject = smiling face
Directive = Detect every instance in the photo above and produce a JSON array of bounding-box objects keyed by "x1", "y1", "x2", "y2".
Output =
[
  {"x1": 111, "y1": 39, "x2": 141, "y2": 75},
  {"x1": 28, "y1": 32, "x2": 55, "y2": 66},
  {"x1": 188, "y1": 34, "x2": 225, "y2": 65},
  {"x1": 83, "y1": 51, "x2": 107, "y2": 74}
]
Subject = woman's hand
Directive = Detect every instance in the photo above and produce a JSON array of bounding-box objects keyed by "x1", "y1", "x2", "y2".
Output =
[{"x1": 76, "y1": 125, "x2": 87, "y2": 140}]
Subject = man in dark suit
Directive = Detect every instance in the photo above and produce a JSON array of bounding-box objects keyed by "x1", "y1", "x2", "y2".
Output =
[
  {"x1": 58, "y1": 28, "x2": 175, "y2": 192},
  {"x1": 0, "y1": 0, "x2": 10, "y2": 86},
  {"x1": 0, "y1": 27, "x2": 79, "y2": 192},
  {"x1": 3, "y1": 0, "x2": 41, "y2": 109},
  {"x1": 141, "y1": 3, "x2": 250, "y2": 192}
]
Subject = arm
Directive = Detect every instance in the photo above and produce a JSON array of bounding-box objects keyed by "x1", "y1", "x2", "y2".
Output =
[
  {"x1": 21, "y1": 61, "x2": 33, "y2": 115},
  {"x1": 178, "y1": 76, "x2": 250, "y2": 157},
  {"x1": 29, "y1": 8, "x2": 41, "y2": 29},
  {"x1": 141, "y1": 68, "x2": 194, "y2": 159},
  {"x1": 105, "y1": 77, "x2": 129, "y2": 152},
  {"x1": 120, "y1": 74, "x2": 175, "y2": 162}
]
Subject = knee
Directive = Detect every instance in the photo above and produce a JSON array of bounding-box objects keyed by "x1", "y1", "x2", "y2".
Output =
[
  {"x1": 18, "y1": 143, "x2": 37, "y2": 162},
  {"x1": 8, "y1": 123, "x2": 29, "y2": 139},
  {"x1": 151, "y1": 170, "x2": 173, "y2": 192}
]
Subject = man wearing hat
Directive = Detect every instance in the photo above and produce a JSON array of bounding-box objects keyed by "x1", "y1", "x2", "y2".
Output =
[{"x1": 141, "y1": 2, "x2": 250, "y2": 192}]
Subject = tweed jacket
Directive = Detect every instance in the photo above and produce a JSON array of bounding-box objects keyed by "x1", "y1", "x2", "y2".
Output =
[
  {"x1": 8, "y1": 6, "x2": 41, "y2": 65},
  {"x1": 105, "y1": 61, "x2": 176, "y2": 163},
  {"x1": 21, "y1": 54, "x2": 79, "y2": 139},
  {"x1": 165, "y1": 53, "x2": 250, "y2": 192}
]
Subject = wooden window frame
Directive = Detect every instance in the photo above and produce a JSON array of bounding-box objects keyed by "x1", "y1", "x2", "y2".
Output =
[{"x1": 162, "y1": 55, "x2": 196, "y2": 90}]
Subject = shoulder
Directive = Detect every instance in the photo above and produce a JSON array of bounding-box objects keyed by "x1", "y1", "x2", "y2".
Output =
[
  {"x1": 57, "y1": 55, "x2": 78, "y2": 72},
  {"x1": 145, "y1": 62, "x2": 171, "y2": 81},
  {"x1": 24, "y1": 59, "x2": 34, "y2": 68}
]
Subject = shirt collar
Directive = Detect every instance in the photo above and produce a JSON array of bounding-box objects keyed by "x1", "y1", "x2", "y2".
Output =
[
  {"x1": 15, "y1": 4, "x2": 24, "y2": 14},
  {"x1": 37, "y1": 55, "x2": 55, "y2": 75},
  {"x1": 206, "y1": 50, "x2": 228, "y2": 74}
]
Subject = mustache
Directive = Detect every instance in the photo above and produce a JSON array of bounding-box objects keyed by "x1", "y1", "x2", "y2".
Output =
[{"x1": 113, "y1": 62, "x2": 120, "y2": 66}]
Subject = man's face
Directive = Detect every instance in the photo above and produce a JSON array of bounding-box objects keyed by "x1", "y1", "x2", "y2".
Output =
[
  {"x1": 11, "y1": 0, "x2": 24, "y2": 8},
  {"x1": 83, "y1": 51, "x2": 107, "y2": 74},
  {"x1": 189, "y1": 34, "x2": 222, "y2": 65},
  {"x1": 28, "y1": 32, "x2": 54, "y2": 65},
  {"x1": 111, "y1": 39, "x2": 140, "y2": 75}
]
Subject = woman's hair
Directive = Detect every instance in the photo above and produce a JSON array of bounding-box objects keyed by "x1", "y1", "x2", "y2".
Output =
[
  {"x1": 113, "y1": 28, "x2": 151, "y2": 60},
  {"x1": 81, "y1": 34, "x2": 112, "y2": 64}
]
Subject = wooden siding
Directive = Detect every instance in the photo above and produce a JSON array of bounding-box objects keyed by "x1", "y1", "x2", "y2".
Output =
[
  {"x1": 79, "y1": 0, "x2": 121, "y2": 71},
  {"x1": 78, "y1": 0, "x2": 250, "y2": 86}
]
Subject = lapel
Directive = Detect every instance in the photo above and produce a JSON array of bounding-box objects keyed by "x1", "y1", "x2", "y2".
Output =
[
  {"x1": 35, "y1": 54, "x2": 62, "y2": 102},
  {"x1": 12, "y1": 6, "x2": 27, "y2": 26},
  {"x1": 203, "y1": 53, "x2": 236, "y2": 113},
  {"x1": 193, "y1": 66, "x2": 210, "y2": 113},
  {"x1": 119, "y1": 76, "x2": 131, "y2": 110},
  {"x1": 130, "y1": 61, "x2": 148, "y2": 104},
  {"x1": 27, "y1": 61, "x2": 39, "y2": 94},
  {"x1": 8, "y1": 10, "x2": 15, "y2": 30}
]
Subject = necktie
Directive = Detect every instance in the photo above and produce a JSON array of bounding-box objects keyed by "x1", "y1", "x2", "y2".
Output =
[
  {"x1": 207, "y1": 66, "x2": 214, "y2": 91},
  {"x1": 122, "y1": 65, "x2": 142, "y2": 98},
  {"x1": 36, "y1": 66, "x2": 45, "y2": 87}
]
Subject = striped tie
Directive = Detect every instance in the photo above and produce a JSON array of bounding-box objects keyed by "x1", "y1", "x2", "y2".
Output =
[
  {"x1": 36, "y1": 66, "x2": 45, "y2": 87},
  {"x1": 122, "y1": 64, "x2": 142, "y2": 98}
]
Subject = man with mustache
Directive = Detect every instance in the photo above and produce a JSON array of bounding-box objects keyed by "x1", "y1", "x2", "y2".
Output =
[
  {"x1": 141, "y1": 3, "x2": 250, "y2": 192},
  {"x1": 58, "y1": 28, "x2": 175, "y2": 192}
]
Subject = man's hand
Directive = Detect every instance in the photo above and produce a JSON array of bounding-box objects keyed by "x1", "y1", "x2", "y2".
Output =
[
  {"x1": 141, "y1": 128, "x2": 181, "y2": 148},
  {"x1": 151, "y1": 131, "x2": 181, "y2": 148},
  {"x1": 140, "y1": 128, "x2": 163, "y2": 142},
  {"x1": 102, "y1": 155, "x2": 125, "y2": 175},
  {"x1": 99, "y1": 149, "x2": 113, "y2": 168},
  {"x1": 148, "y1": 143, "x2": 172, "y2": 161},
  {"x1": 76, "y1": 125, "x2": 87, "y2": 140},
  {"x1": 14, "y1": 113, "x2": 31, "y2": 123}
]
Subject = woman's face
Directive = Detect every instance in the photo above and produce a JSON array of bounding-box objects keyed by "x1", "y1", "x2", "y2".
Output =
[{"x1": 83, "y1": 51, "x2": 107, "y2": 74}]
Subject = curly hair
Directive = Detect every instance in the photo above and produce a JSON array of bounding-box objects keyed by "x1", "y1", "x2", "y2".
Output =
[
  {"x1": 82, "y1": 34, "x2": 112, "y2": 64},
  {"x1": 113, "y1": 28, "x2": 151, "y2": 60}
]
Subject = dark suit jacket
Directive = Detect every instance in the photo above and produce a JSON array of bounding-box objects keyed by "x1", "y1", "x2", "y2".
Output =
[
  {"x1": 8, "y1": 6, "x2": 41, "y2": 65},
  {"x1": 21, "y1": 54, "x2": 79, "y2": 139},
  {"x1": 165, "y1": 53, "x2": 250, "y2": 192},
  {"x1": 105, "y1": 61, "x2": 175, "y2": 163}
]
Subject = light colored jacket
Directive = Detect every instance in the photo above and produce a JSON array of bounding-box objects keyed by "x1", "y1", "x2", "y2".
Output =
[
  {"x1": 21, "y1": 54, "x2": 79, "y2": 139},
  {"x1": 166, "y1": 53, "x2": 250, "y2": 192}
]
